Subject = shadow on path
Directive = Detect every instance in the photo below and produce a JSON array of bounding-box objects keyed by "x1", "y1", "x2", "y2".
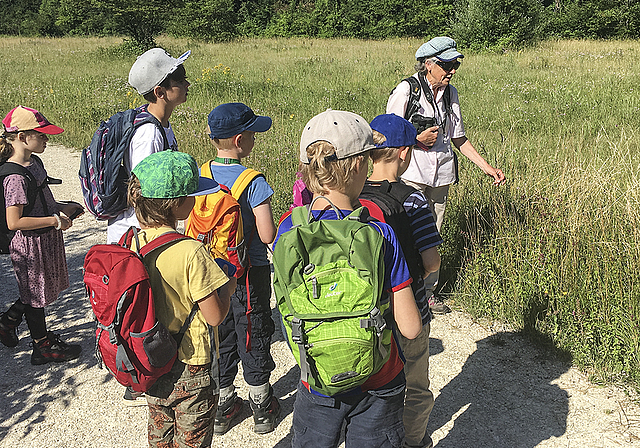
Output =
[{"x1": 429, "y1": 332, "x2": 570, "y2": 448}]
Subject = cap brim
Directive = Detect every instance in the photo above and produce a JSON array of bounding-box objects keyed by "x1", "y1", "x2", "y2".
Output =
[
  {"x1": 436, "y1": 50, "x2": 464, "y2": 62},
  {"x1": 245, "y1": 116, "x2": 272, "y2": 133},
  {"x1": 35, "y1": 124, "x2": 64, "y2": 135},
  {"x1": 188, "y1": 176, "x2": 220, "y2": 197}
]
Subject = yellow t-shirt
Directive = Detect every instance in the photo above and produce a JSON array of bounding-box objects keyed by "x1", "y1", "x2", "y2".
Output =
[{"x1": 133, "y1": 226, "x2": 229, "y2": 365}]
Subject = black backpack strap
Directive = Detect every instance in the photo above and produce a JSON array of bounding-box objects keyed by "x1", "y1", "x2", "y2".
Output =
[
  {"x1": 174, "y1": 303, "x2": 200, "y2": 347},
  {"x1": 402, "y1": 76, "x2": 423, "y2": 121}
]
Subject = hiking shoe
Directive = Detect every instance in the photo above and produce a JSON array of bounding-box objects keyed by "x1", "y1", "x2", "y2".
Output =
[
  {"x1": 214, "y1": 393, "x2": 243, "y2": 435},
  {"x1": 123, "y1": 386, "x2": 146, "y2": 406},
  {"x1": 249, "y1": 387, "x2": 280, "y2": 434},
  {"x1": 0, "y1": 312, "x2": 19, "y2": 347},
  {"x1": 428, "y1": 294, "x2": 451, "y2": 315},
  {"x1": 30, "y1": 331, "x2": 82, "y2": 365}
]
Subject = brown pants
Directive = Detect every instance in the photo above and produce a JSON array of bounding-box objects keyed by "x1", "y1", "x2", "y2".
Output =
[{"x1": 146, "y1": 361, "x2": 217, "y2": 448}]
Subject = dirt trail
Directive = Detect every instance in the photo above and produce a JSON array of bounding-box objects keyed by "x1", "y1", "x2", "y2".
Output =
[{"x1": 0, "y1": 144, "x2": 638, "y2": 447}]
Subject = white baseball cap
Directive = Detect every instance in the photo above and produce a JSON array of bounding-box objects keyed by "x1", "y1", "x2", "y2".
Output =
[{"x1": 128, "y1": 48, "x2": 191, "y2": 95}]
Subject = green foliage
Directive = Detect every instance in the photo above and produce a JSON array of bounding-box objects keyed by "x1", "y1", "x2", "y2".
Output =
[
  {"x1": 166, "y1": 0, "x2": 237, "y2": 42},
  {"x1": 451, "y1": 0, "x2": 543, "y2": 50}
]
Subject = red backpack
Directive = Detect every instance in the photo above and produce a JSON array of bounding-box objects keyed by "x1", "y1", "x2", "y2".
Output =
[{"x1": 83, "y1": 228, "x2": 196, "y2": 393}]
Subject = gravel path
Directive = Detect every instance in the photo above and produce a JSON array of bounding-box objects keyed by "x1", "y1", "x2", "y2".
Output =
[{"x1": 0, "y1": 144, "x2": 639, "y2": 447}]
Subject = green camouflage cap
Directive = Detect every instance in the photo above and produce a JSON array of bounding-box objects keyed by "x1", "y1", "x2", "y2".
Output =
[{"x1": 132, "y1": 151, "x2": 220, "y2": 199}]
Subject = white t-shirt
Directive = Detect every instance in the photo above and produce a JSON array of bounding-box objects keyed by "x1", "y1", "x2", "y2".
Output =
[
  {"x1": 387, "y1": 74, "x2": 465, "y2": 187},
  {"x1": 106, "y1": 122, "x2": 177, "y2": 244}
]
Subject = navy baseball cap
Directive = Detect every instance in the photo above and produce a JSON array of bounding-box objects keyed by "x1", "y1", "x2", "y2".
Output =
[
  {"x1": 370, "y1": 114, "x2": 417, "y2": 148},
  {"x1": 208, "y1": 103, "x2": 272, "y2": 139}
]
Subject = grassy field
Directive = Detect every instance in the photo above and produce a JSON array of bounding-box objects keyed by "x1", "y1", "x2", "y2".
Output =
[{"x1": 0, "y1": 36, "x2": 638, "y2": 386}]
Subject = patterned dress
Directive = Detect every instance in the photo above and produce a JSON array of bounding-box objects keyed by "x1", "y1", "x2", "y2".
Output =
[{"x1": 3, "y1": 158, "x2": 69, "y2": 308}]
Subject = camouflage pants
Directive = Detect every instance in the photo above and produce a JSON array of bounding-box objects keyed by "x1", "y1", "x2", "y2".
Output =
[{"x1": 146, "y1": 360, "x2": 218, "y2": 448}]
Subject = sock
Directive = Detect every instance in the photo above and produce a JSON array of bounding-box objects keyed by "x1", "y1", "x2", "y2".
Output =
[
  {"x1": 249, "y1": 383, "x2": 270, "y2": 404},
  {"x1": 4, "y1": 299, "x2": 26, "y2": 325},
  {"x1": 219, "y1": 385, "x2": 235, "y2": 402}
]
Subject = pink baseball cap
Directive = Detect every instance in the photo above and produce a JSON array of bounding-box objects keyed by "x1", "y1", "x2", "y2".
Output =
[{"x1": 2, "y1": 106, "x2": 64, "y2": 135}]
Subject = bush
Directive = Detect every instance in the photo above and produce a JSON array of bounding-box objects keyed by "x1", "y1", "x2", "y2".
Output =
[{"x1": 451, "y1": 0, "x2": 543, "y2": 50}]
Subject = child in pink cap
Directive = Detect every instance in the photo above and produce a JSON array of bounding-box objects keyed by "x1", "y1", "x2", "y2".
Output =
[{"x1": 0, "y1": 106, "x2": 84, "y2": 365}]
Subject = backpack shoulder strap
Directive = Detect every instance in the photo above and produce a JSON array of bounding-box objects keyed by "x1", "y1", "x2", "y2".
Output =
[
  {"x1": 200, "y1": 160, "x2": 214, "y2": 180},
  {"x1": 230, "y1": 168, "x2": 263, "y2": 200},
  {"x1": 0, "y1": 161, "x2": 40, "y2": 215},
  {"x1": 402, "y1": 76, "x2": 422, "y2": 121},
  {"x1": 133, "y1": 105, "x2": 170, "y2": 151},
  {"x1": 139, "y1": 231, "x2": 190, "y2": 258}
]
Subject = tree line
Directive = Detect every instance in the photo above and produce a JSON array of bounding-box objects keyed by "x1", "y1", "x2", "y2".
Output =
[{"x1": 3, "y1": 0, "x2": 640, "y2": 49}]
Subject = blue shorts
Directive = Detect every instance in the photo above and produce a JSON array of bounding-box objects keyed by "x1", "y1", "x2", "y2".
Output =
[{"x1": 291, "y1": 372, "x2": 406, "y2": 448}]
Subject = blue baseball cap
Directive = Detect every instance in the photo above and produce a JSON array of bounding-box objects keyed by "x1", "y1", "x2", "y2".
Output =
[
  {"x1": 415, "y1": 36, "x2": 464, "y2": 62},
  {"x1": 208, "y1": 103, "x2": 272, "y2": 139},
  {"x1": 370, "y1": 114, "x2": 417, "y2": 148}
]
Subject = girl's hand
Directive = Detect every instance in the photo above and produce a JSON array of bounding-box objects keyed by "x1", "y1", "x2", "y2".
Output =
[{"x1": 58, "y1": 214, "x2": 72, "y2": 231}]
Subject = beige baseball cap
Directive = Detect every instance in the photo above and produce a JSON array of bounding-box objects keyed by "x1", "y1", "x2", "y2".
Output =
[{"x1": 299, "y1": 109, "x2": 375, "y2": 163}]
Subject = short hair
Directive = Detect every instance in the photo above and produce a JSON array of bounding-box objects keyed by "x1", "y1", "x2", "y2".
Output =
[
  {"x1": 369, "y1": 130, "x2": 400, "y2": 163},
  {"x1": 143, "y1": 64, "x2": 187, "y2": 103},
  {"x1": 127, "y1": 174, "x2": 186, "y2": 227},
  {"x1": 415, "y1": 57, "x2": 437, "y2": 73},
  {"x1": 300, "y1": 141, "x2": 369, "y2": 195}
]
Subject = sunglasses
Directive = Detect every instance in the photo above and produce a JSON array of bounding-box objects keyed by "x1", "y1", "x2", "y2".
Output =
[{"x1": 435, "y1": 60, "x2": 461, "y2": 72}]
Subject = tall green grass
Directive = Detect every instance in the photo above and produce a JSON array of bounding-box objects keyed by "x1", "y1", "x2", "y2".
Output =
[{"x1": 1, "y1": 36, "x2": 639, "y2": 385}]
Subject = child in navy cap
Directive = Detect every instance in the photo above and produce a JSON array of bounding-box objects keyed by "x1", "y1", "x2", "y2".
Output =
[{"x1": 205, "y1": 103, "x2": 280, "y2": 434}]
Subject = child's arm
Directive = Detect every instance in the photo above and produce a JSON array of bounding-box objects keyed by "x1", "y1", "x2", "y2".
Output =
[
  {"x1": 392, "y1": 285, "x2": 422, "y2": 339},
  {"x1": 420, "y1": 247, "x2": 441, "y2": 276},
  {"x1": 6, "y1": 205, "x2": 71, "y2": 231},
  {"x1": 253, "y1": 198, "x2": 276, "y2": 245},
  {"x1": 197, "y1": 276, "x2": 235, "y2": 327}
]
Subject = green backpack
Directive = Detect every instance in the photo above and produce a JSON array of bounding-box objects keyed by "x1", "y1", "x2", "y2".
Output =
[{"x1": 272, "y1": 198, "x2": 393, "y2": 396}]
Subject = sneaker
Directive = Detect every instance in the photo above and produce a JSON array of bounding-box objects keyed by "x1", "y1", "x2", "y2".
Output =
[
  {"x1": 214, "y1": 393, "x2": 243, "y2": 435},
  {"x1": 0, "y1": 312, "x2": 19, "y2": 347},
  {"x1": 249, "y1": 387, "x2": 280, "y2": 434},
  {"x1": 428, "y1": 294, "x2": 451, "y2": 315},
  {"x1": 30, "y1": 331, "x2": 82, "y2": 365},
  {"x1": 123, "y1": 386, "x2": 146, "y2": 406}
]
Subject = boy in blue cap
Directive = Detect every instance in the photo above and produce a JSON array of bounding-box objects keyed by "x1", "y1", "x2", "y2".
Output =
[
  {"x1": 205, "y1": 102, "x2": 280, "y2": 435},
  {"x1": 360, "y1": 113, "x2": 443, "y2": 448}
]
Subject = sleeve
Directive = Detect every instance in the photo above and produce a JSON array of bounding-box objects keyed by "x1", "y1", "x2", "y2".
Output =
[
  {"x1": 245, "y1": 175, "x2": 274, "y2": 209},
  {"x1": 187, "y1": 244, "x2": 230, "y2": 302},
  {"x1": 403, "y1": 191, "x2": 443, "y2": 252},
  {"x1": 272, "y1": 212, "x2": 293, "y2": 249},
  {"x1": 377, "y1": 222, "x2": 412, "y2": 292},
  {"x1": 386, "y1": 80, "x2": 411, "y2": 118},
  {"x1": 128, "y1": 123, "x2": 166, "y2": 171},
  {"x1": 449, "y1": 85, "x2": 466, "y2": 139},
  {"x1": 3, "y1": 175, "x2": 28, "y2": 208}
]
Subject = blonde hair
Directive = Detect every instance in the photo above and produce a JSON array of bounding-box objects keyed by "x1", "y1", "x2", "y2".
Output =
[
  {"x1": 369, "y1": 130, "x2": 399, "y2": 163},
  {"x1": 300, "y1": 141, "x2": 368, "y2": 195},
  {"x1": 127, "y1": 175, "x2": 186, "y2": 228}
]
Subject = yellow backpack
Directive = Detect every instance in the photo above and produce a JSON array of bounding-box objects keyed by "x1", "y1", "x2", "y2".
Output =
[{"x1": 185, "y1": 162, "x2": 262, "y2": 278}]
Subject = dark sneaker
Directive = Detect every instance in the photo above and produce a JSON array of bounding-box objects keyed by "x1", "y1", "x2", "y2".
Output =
[
  {"x1": 0, "y1": 312, "x2": 19, "y2": 347},
  {"x1": 31, "y1": 331, "x2": 82, "y2": 365},
  {"x1": 428, "y1": 294, "x2": 451, "y2": 315},
  {"x1": 214, "y1": 393, "x2": 243, "y2": 435},
  {"x1": 123, "y1": 386, "x2": 146, "y2": 407},
  {"x1": 249, "y1": 387, "x2": 280, "y2": 434}
]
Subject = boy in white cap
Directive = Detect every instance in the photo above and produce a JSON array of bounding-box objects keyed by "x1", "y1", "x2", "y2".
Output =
[
  {"x1": 387, "y1": 36, "x2": 506, "y2": 317},
  {"x1": 107, "y1": 48, "x2": 191, "y2": 245}
]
